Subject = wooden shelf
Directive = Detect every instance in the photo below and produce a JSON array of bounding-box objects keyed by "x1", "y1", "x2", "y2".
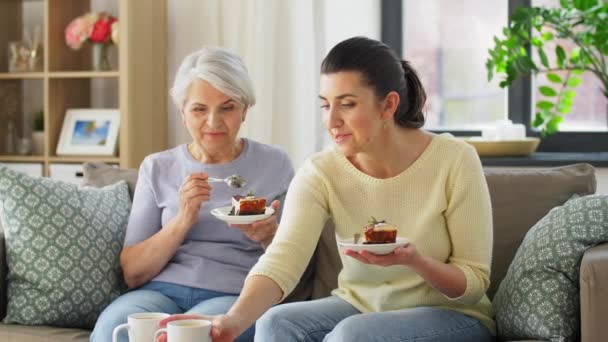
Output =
[
  {"x1": 0, "y1": 72, "x2": 120, "y2": 80},
  {"x1": 48, "y1": 71, "x2": 120, "y2": 78},
  {"x1": 0, "y1": 156, "x2": 45, "y2": 162},
  {"x1": 49, "y1": 156, "x2": 120, "y2": 163},
  {"x1": 0, "y1": 0, "x2": 167, "y2": 177},
  {"x1": 0, "y1": 73, "x2": 45, "y2": 80}
]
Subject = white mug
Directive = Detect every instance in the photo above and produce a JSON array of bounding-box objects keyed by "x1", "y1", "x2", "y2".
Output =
[
  {"x1": 112, "y1": 312, "x2": 170, "y2": 342},
  {"x1": 154, "y1": 319, "x2": 212, "y2": 342}
]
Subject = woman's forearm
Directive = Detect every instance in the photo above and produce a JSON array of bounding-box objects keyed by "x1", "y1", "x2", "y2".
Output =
[
  {"x1": 120, "y1": 216, "x2": 191, "y2": 288},
  {"x1": 410, "y1": 256, "x2": 467, "y2": 298},
  {"x1": 227, "y1": 275, "x2": 283, "y2": 335}
]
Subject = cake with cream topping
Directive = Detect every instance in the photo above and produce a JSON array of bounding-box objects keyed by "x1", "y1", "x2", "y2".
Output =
[
  {"x1": 229, "y1": 191, "x2": 266, "y2": 215},
  {"x1": 363, "y1": 217, "x2": 397, "y2": 244}
]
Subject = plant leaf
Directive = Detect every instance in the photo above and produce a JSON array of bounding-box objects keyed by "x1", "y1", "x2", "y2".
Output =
[
  {"x1": 560, "y1": 96, "x2": 574, "y2": 106},
  {"x1": 557, "y1": 103, "x2": 572, "y2": 114},
  {"x1": 573, "y1": 0, "x2": 598, "y2": 11},
  {"x1": 569, "y1": 47, "x2": 581, "y2": 63},
  {"x1": 555, "y1": 45, "x2": 566, "y2": 68},
  {"x1": 538, "y1": 48, "x2": 549, "y2": 68},
  {"x1": 486, "y1": 60, "x2": 495, "y2": 81},
  {"x1": 532, "y1": 112, "x2": 546, "y2": 128},
  {"x1": 539, "y1": 86, "x2": 558, "y2": 96},
  {"x1": 567, "y1": 76, "x2": 582, "y2": 87},
  {"x1": 546, "y1": 115, "x2": 563, "y2": 134},
  {"x1": 531, "y1": 37, "x2": 543, "y2": 47},
  {"x1": 563, "y1": 89, "x2": 576, "y2": 99},
  {"x1": 546, "y1": 73, "x2": 563, "y2": 83},
  {"x1": 536, "y1": 100, "x2": 555, "y2": 110}
]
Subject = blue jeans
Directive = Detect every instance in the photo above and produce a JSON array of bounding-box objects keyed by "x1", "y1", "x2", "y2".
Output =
[
  {"x1": 90, "y1": 281, "x2": 255, "y2": 342},
  {"x1": 255, "y1": 296, "x2": 494, "y2": 342}
]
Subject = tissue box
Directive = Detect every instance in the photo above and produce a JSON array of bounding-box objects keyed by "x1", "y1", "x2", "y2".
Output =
[{"x1": 481, "y1": 121, "x2": 526, "y2": 140}]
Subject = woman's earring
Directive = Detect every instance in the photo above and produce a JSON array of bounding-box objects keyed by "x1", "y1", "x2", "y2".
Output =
[{"x1": 383, "y1": 121, "x2": 388, "y2": 130}]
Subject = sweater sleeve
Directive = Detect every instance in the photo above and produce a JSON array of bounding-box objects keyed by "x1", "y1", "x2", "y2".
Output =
[
  {"x1": 274, "y1": 150, "x2": 295, "y2": 223},
  {"x1": 123, "y1": 157, "x2": 162, "y2": 246},
  {"x1": 444, "y1": 144, "x2": 493, "y2": 305},
  {"x1": 247, "y1": 159, "x2": 329, "y2": 300}
]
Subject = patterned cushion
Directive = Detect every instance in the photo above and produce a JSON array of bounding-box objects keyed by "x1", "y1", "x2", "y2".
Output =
[
  {"x1": 0, "y1": 166, "x2": 130, "y2": 329},
  {"x1": 493, "y1": 194, "x2": 608, "y2": 342}
]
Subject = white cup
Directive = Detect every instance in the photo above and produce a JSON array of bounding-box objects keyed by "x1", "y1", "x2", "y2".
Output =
[
  {"x1": 112, "y1": 312, "x2": 170, "y2": 342},
  {"x1": 154, "y1": 319, "x2": 212, "y2": 342}
]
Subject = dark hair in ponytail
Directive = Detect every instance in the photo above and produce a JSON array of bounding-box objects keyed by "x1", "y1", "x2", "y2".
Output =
[{"x1": 320, "y1": 36, "x2": 426, "y2": 128}]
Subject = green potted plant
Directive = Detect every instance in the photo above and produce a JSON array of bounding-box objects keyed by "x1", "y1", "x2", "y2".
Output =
[
  {"x1": 32, "y1": 110, "x2": 44, "y2": 155},
  {"x1": 486, "y1": 0, "x2": 608, "y2": 136}
]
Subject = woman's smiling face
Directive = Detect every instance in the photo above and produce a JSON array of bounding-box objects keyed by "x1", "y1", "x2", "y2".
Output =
[
  {"x1": 181, "y1": 79, "x2": 246, "y2": 152},
  {"x1": 319, "y1": 71, "x2": 385, "y2": 157}
]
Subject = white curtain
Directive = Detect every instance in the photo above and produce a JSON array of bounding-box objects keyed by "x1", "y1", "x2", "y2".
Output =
[{"x1": 167, "y1": 0, "x2": 325, "y2": 167}]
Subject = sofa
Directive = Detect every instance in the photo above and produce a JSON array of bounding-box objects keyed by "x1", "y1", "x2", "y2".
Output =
[{"x1": 0, "y1": 163, "x2": 606, "y2": 342}]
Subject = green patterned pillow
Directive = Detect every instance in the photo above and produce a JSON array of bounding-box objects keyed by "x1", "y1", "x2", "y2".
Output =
[
  {"x1": 493, "y1": 194, "x2": 608, "y2": 342},
  {"x1": 0, "y1": 166, "x2": 130, "y2": 329}
]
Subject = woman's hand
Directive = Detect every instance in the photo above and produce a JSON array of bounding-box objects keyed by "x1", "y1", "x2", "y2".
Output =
[
  {"x1": 345, "y1": 243, "x2": 470, "y2": 298},
  {"x1": 229, "y1": 200, "x2": 280, "y2": 248},
  {"x1": 343, "y1": 243, "x2": 422, "y2": 267},
  {"x1": 156, "y1": 314, "x2": 242, "y2": 342},
  {"x1": 177, "y1": 173, "x2": 212, "y2": 227}
]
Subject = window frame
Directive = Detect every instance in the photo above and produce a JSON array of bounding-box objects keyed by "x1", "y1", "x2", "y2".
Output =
[{"x1": 381, "y1": 0, "x2": 608, "y2": 153}]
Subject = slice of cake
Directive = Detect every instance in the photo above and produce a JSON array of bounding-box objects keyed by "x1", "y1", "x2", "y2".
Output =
[
  {"x1": 363, "y1": 216, "x2": 397, "y2": 244},
  {"x1": 230, "y1": 191, "x2": 266, "y2": 215}
]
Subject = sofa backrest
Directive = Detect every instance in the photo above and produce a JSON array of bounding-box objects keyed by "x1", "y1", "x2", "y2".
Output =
[
  {"x1": 0, "y1": 163, "x2": 598, "y2": 318},
  {"x1": 484, "y1": 164, "x2": 596, "y2": 298},
  {"x1": 310, "y1": 163, "x2": 597, "y2": 301}
]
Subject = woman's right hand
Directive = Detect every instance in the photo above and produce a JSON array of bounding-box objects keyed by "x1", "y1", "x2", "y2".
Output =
[
  {"x1": 156, "y1": 314, "x2": 242, "y2": 342},
  {"x1": 209, "y1": 314, "x2": 243, "y2": 342},
  {"x1": 176, "y1": 172, "x2": 212, "y2": 227}
]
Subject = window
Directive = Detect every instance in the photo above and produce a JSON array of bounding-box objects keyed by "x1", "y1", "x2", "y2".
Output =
[
  {"x1": 382, "y1": 0, "x2": 608, "y2": 152},
  {"x1": 401, "y1": 0, "x2": 508, "y2": 130},
  {"x1": 532, "y1": 0, "x2": 608, "y2": 132}
]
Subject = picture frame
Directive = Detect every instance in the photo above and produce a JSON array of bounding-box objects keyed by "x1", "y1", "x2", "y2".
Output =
[{"x1": 56, "y1": 108, "x2": 120, "y2": 156}]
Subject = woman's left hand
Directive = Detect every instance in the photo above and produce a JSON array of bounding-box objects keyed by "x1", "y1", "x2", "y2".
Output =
[
  {"x1": 229, "y1": 200, "x2": 280, "y2": 248},
  {"x1": 156, "y1": 313, "x2": 241, "y2": 342},
  {"x1": 343, "y1": 243, "x2": 421, "y2": 267}
]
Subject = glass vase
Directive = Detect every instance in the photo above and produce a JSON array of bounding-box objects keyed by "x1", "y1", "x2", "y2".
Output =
[{"x1": 93, "y1": 44, "x2": 111, "y2": 71}]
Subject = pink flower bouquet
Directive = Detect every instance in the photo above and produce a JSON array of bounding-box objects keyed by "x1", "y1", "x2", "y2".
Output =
[{"x1": 65, "y1": 12, "x2": 118, "y2": 50}]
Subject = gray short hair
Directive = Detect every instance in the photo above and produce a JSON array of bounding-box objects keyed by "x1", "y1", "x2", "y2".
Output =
[{"x1": 170, "y1": 47, "x2": 256, "y2": 110}]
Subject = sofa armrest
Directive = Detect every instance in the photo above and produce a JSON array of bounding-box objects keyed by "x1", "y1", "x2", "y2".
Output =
[
  {"x1": 0, "y1": 230, "x2": 6, "y2": 320},
  {"x1": 580, "y1": 242, "x2": 608, "y2": 342}
]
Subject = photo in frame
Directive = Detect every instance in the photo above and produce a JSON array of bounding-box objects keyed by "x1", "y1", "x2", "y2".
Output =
[{"x1": 56, "y1": 109, "x2": 119, "y2": 156}]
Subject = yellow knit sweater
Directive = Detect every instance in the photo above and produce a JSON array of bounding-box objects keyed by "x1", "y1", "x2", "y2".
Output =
[{"x1": 248, "y1": 133, "x2": 495, "y2": 334}]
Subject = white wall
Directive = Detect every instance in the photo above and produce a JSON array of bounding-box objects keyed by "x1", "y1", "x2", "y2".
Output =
[{"x1": 322, "y1": 0, "x2": 380, "y2": 53}]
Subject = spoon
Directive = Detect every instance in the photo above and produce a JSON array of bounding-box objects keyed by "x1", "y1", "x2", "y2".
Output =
[{"x1": 208, "y1": 174, "x2": 247, "y2": 188}]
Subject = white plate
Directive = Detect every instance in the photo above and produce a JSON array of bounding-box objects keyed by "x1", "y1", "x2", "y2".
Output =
[
  {"x1": 338, "y1": 237, "x2": 409, "y2": 255},
  {"x1": 211, "y1": 206, "x2": 274, "y2": 225}
]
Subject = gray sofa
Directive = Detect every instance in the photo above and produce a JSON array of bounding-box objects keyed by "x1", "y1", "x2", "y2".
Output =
[{"x1": 1, "y1": 163, "x2": 607, "y2": 342}]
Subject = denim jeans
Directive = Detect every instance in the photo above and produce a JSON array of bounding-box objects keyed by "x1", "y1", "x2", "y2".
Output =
[
  {"x1": 255, "y1": 296, "x2": 494, "y2": 342},
  {"x1": 90, "y1": 281, "x2": 255, "y2": 342}
]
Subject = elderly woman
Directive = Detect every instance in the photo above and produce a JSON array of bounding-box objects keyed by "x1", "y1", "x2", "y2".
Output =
[{"x1": 90, "y1": 47, "x2": 294, "y2": 342}]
